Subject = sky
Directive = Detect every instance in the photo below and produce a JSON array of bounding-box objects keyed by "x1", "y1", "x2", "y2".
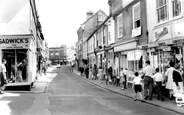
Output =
[{"x1": 36, "y1": 0, "x2": 109, "y2": 48}]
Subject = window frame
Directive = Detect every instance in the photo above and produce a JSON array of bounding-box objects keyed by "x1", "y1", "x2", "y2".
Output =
[
  {"x1": 117, "y1": 13, "x2": 123, "y2": 38},
  {"x1": 156, "y1": 0, "x2": 183, "y2": 25},
  {"x1": 132, "y1": 2, "x2": 141, "y2": 29},
  {"x1": 170, "y1": 0, "x2": 183, "y2": 19}
]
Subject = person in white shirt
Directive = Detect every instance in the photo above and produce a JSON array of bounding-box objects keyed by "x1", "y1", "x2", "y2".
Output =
[
  {"x1": 123, "y1": 68, "x2": 128, "y2": 89},
  {"x1": 152, "y1": 68, "x2": 164, "y2": 101},
  {"x1": 132, "y1": 72, "x2": 143, "y2": 102},
  {"x1": 120, "y1": 68, "x2": 125, "y2": 90},
  {"x1": 0, "y1": 59, "x2": 7, "y2": 94},
  {"x1": 143, "y1": 60, "x2": 154, "y2": 100},
  {"x1": 165, "y1": 61, "x2": 175, "y2": 100}
]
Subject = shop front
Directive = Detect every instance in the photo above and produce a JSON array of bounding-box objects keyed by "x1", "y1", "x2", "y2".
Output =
[
  {"x1": 88, "y1": 53, "x2": 95, "y2": 67},
  {"x1": 96, "y1": 50, "x2": 104, "y2": 68},
  {"x1": 148, "y1": 23, "x2": 184, "y2": 73},
  {"x1": 0, "y1": 34, "x2": 37, "y2": 90}
]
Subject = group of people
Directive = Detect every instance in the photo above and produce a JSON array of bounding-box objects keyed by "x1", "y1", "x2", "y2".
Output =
[
  {"x1": 79, "y1": 60, "x2": 184, "y2": 103},
  {"x1": 132, "y1": 60, "x2": 184, "y2": 102},
  {"x1": 0, "y1": 58, "x2": 29, "y2": 94},
  {"x1": 79, "y1": 64, "x2": 129, "y2": 90}
]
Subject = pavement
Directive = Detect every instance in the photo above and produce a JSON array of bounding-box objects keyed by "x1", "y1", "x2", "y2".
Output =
[
  {"x1": 72, "y1": 68, "x2": 184, "y2": 114},
  {"x1": 5, "y1": 67, "x2": 57, "y2": 93}
]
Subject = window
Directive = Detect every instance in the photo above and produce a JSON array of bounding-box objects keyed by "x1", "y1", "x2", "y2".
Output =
[
  {"x1": 108, "y1": 22, "x2": 111, "y2": 41},
  {"x1": 156, "y1": 0, "x2": 182, "y2": 24},
  {"x1": 156, "y1": 0, "x2": 168, "y2": 23},
  {"x1": 133, "y1": 2, "x2": 141, "y2": 28},
  {"x1": 2, "y1": 49, "x2": 28, "y2": 83},
  {"x1": 51, "y1": 53, "x2": 53, "y2": 55},
  {"x1": 172, "y1": 0, "x2": 181, "y2": 17},
  {"x1": 55, "y1": 52, "x2": 59, "y2": 55},
  {"x1": 117, "y1": 14, "x2": 123, "y2": 38}
]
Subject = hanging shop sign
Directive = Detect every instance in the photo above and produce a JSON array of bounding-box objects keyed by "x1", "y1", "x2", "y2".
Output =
[
  {"x1": 154, "y1": 25, "x2": 172, "y2": 42},
  {"x1": 0, "y1": 35, "x2": 31, "y2": 49},
  {"x1": 157, "y1": 46, "x2": 171, "y2": 51},
  {"x1": 172, "y1": 39, "x2": 184, "y2": 44}
]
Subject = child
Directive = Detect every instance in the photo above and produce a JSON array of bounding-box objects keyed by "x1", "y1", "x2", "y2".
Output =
[
  {"x1": 98, "y1": 67, "x2": 103, "y2": 83},
  {"x1": 120, "y1": 68, "x2": 125, "y2": 90},
  {"x1": 152, "y1": 68, "x2": 164, "y2": 101},
  {"x1": 132, "y1": 72, "x2": 143, "y2": 102}
]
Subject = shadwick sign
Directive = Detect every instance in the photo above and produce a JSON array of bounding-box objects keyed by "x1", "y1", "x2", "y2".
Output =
[{"x1": 0, "y1": 38, "x2": 29, "y2": 44}]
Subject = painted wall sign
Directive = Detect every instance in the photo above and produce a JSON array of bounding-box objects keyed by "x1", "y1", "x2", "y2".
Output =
[
  {"x1": 0, "y1": 35, "x2": 31, "y2": 49},
  {"x1": 155, "y1": 27, "x2": 168, "y2": 41},
  {"x1": 0, "y1": 38, "x2": 29, "y2": 44},
  {"x1": 154, "y1": 25, "x2": 172, "y2": 42}
]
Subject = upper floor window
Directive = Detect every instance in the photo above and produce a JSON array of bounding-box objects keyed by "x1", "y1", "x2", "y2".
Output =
[
  {"x1": 156, "y1": 0, "x2": 182, "y2": 24},
  {"x1": 156, "y1": 0, "x2": 168, "y2": 23},
  {"x1": 172, "y1": 0, "x2": 181, "y2": 17},
  {"x1": 108, "y1": 22, "x2": 111, "y2": 41},
  {"x1": 55, "y1": 52, "x2": 59, "y2": 55},
  {"x1": 51, "y1": 53, "x2": 53, "y2": 55},
  {"x1": 133, "y1": 2, "x2": 141, "y2": 28},
  {"x1": 117, "y1": 14, "x2": 123, "y2": 38}
]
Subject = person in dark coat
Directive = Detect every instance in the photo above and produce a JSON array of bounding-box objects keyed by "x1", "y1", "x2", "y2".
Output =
[{"x1": 85, "y1": 65, "x2": 89, "y2": 79}]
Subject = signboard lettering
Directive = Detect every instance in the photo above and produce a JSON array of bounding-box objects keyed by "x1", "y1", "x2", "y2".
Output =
[
  {"x1": 0, "y1": 38, "x2": 29, "y2": 44},
  {"x1": 155, "y1": 27, "x2": 168, "y2": 41}
]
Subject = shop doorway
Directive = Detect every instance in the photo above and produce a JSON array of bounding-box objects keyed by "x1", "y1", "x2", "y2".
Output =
[{"x1": 2, "y1": 49, "x2": 28, "y2": 83}]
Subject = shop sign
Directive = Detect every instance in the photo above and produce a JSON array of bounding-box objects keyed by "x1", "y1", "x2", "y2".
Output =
[
  {"x1": 160, "y1": 46, "x2": 171, "y2": 51},
  {"x1": 141, "y1": 45, "x2": 148, "y2": 49},
  {"x1": 172, "y1": 39, "x2": 184, "y2": 44},
  {"x1": 0, "y1": 38, "x2": 29, "y2": 44},
  {"x1": 0, "y1": 36, "x2": 30, "y2": 49},
  {"x1": 158, "y1": 42, "x2": 166, "y2": 46},
  {"x1": 154, "y1": 25, "x2": 171, "y2": 42}
]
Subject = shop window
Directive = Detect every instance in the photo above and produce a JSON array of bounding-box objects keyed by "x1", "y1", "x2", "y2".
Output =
[
  {"x1": 2, "y1": 49, "x2": 28, "y2": 83},
  {"x1": 156, "y1": 0, "x2": 168, "y2": 23},
  {"x1": 133, "y1": 2, "x2": 141, "y2": 29}
]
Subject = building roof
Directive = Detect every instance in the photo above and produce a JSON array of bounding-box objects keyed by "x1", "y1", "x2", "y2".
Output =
[{"x1": 86, "y1": 13, "x2": 112, "y2": 42}]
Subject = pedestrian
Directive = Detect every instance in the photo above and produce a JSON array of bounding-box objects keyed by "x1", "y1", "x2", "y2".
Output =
[
  {"x1": 120, "y1": 68, "x2": 125, "y2": 89},
  {"x1": 85, "y1": 65, "x2": 89, "y2": 79},
  {"x1": 132, "y1": 72, "x2": 143, "y2": 102},
  {"x1": 0, "y1": 59, "x2": 7, "y2": 94},
  {"x1": 98, "y1": 66, "x2": 103, "y2": 83},
  {"x1": 108, "y1": 66, "x2": 113, "y2": 82},
  {"x1": 92, "y1": 64, "x2": 97, "y2": 80},
  {"x1": 152, "y1": 68, "x2": 164, "y2": 101},
  {"x1": 165, "y1": 61, "x2": 175, "y2": 100},
  {"x1": 115, "y1": 70, "x2": 120, "y2": 86},
  {"x1": 80, "y1": 66, "x2": 84, "y2": 76},
  {"x1": 123, "y1": 68, "x2": 128, "y2": 89},
  {"x1": 173, "y1": 64, "x2": 183, "y2": 94},
  {"x1": 89, "y1": 64, "x2": 92, "y2": 79},
  {"x1": 143, "y1": 60, "x2": 154, "y2": 100}
]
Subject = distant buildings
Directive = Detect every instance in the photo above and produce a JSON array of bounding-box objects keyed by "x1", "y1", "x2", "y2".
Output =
[{"x1": 49, "y1": 45, "x2": 67, "y2": 65}]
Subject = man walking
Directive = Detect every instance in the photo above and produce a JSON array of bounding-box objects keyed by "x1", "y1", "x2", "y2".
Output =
[
  {"x1": 143, "y1": 60, "x2": 154, "y2": 100},
  {"x1": 0, "y1": 59, "x2": 7, "y2": 94}
]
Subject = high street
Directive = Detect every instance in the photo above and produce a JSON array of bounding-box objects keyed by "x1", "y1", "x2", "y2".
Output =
[{"x1": 0, "y1": 66, "x2": 181, "y2": 115}]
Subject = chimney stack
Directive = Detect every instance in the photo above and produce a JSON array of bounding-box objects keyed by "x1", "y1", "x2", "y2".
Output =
[{"x1": 86, "y1": 10, "x2": 93, "y2": 20}]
